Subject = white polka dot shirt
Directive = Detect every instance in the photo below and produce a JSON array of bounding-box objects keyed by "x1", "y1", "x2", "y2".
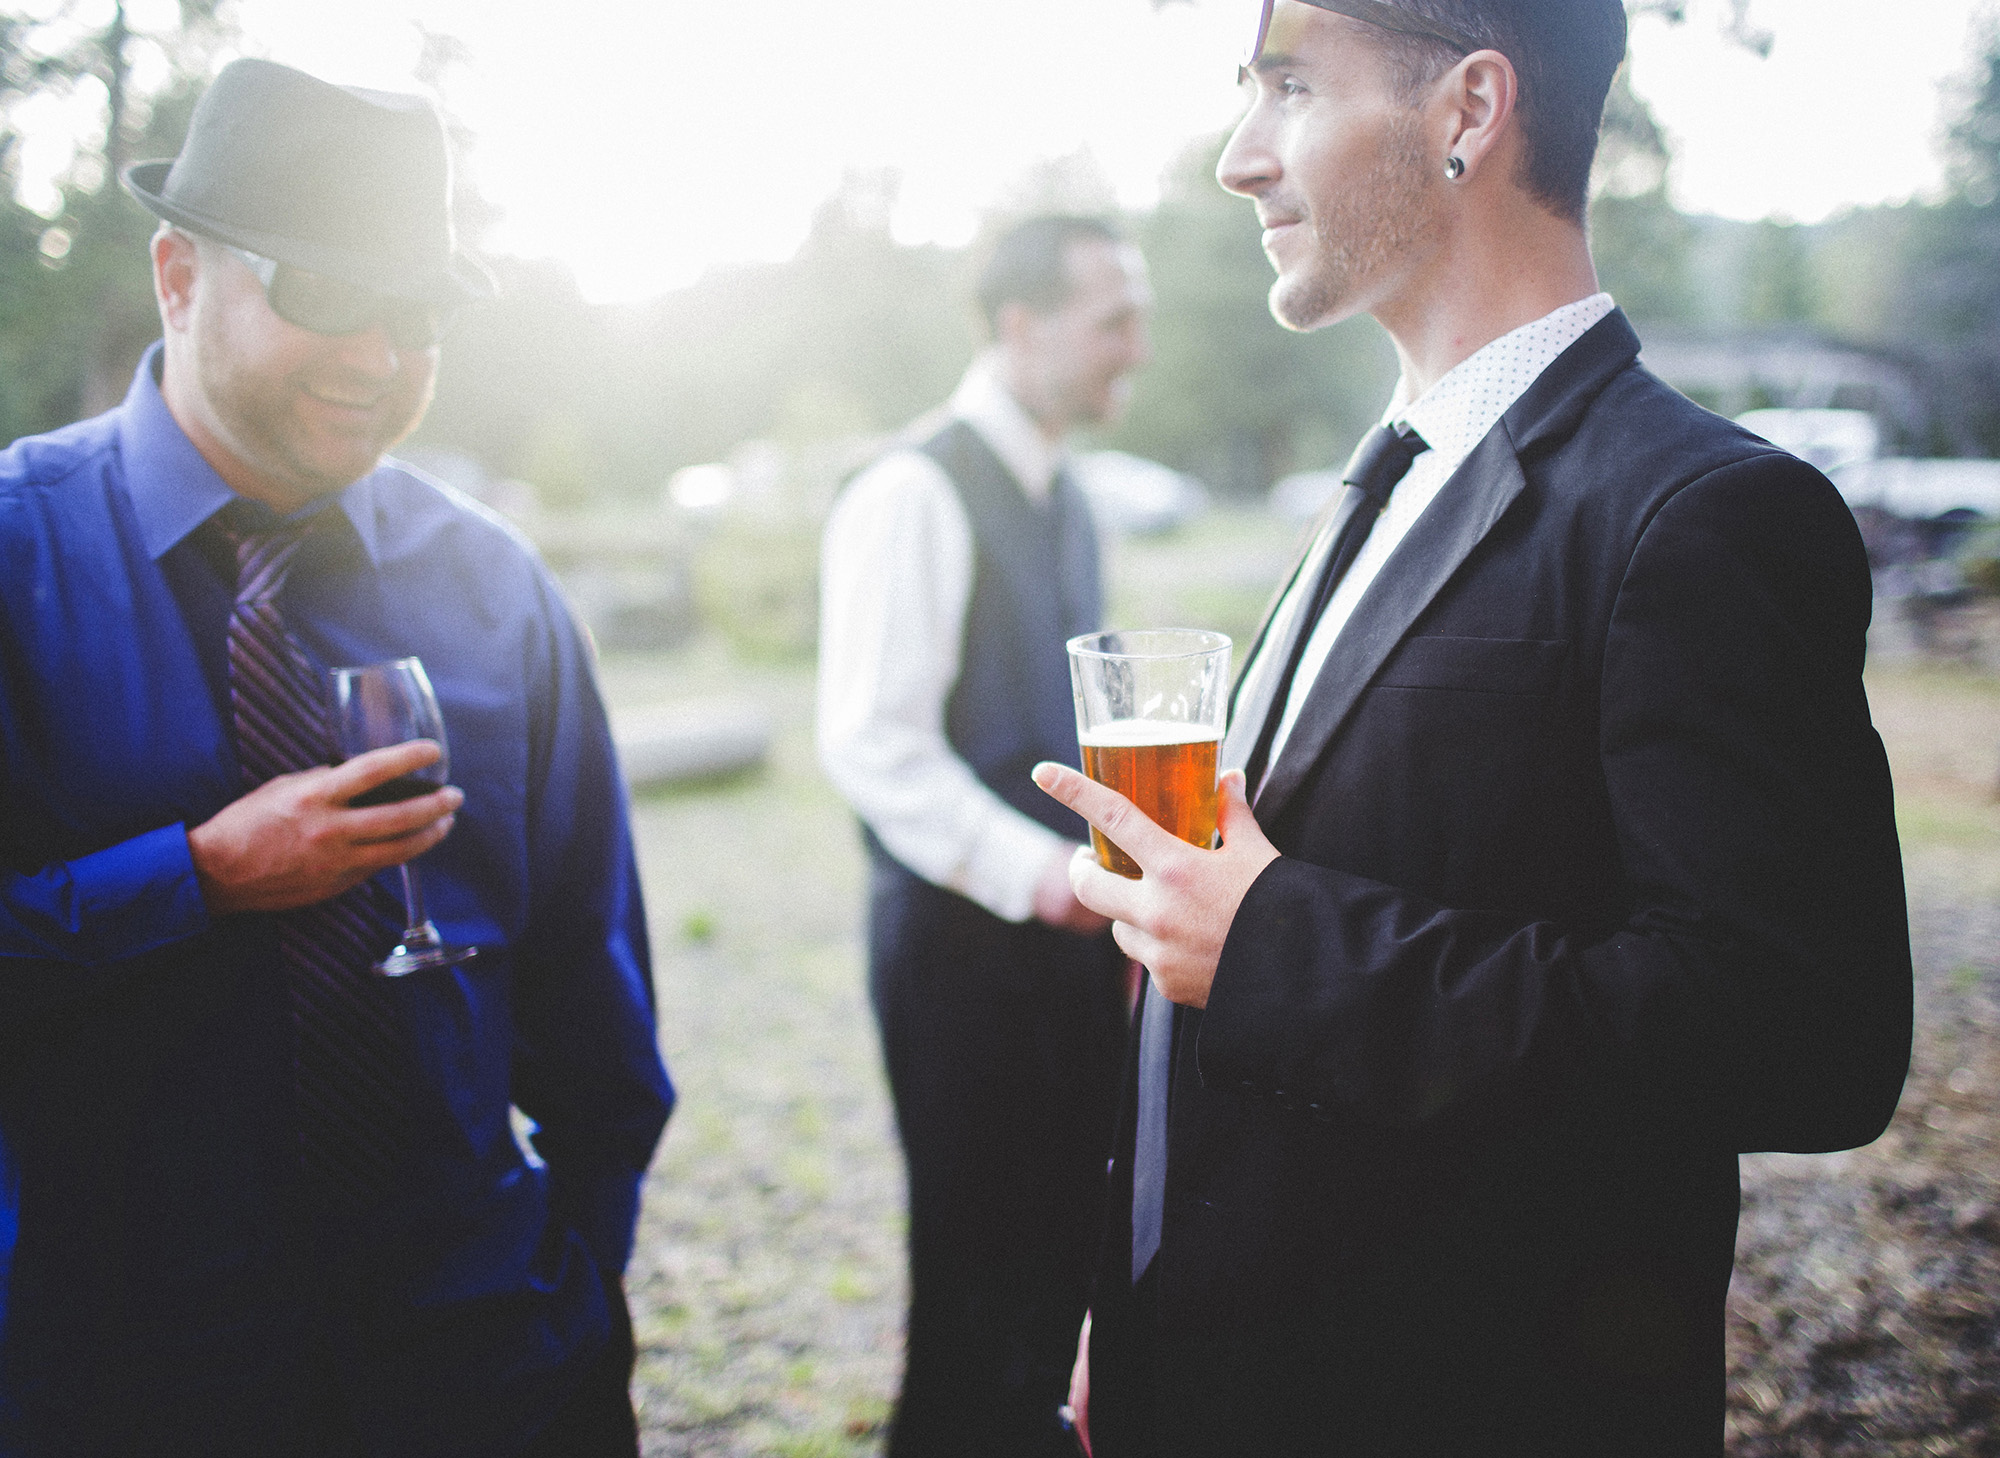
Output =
[{"x1": 1266, "y1": 292, "x2": 1616, "y2": 766}]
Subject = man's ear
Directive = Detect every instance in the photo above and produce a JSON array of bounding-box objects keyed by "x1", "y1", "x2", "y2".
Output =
[
  {"x1": 153, "y1": 228, "x2": 201, "y2": 333},
  {"x1": 993, "y1": 298, "x2": 1037, "y2": 353},
  {"x1": 1438, "y1": 48, "x2": 1519, "y2": 183}
]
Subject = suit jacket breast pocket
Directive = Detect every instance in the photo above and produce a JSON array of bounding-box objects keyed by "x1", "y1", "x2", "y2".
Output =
[
  {"x1": 1336, "y1": 635, "x2": 1576, "y2": 906},
  {"x1": 1371, "y1": 635, "x2": 1567, "y2": 696}
]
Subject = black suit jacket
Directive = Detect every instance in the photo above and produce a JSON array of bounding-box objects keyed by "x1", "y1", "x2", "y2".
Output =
[{"x1": 1095, "y1": 312, "x2": 1912, "y2": 1457}]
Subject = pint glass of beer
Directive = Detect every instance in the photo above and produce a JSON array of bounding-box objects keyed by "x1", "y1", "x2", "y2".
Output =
[{"x1": 1066, "y1": 629, "x2": 1232, "y2": 878}]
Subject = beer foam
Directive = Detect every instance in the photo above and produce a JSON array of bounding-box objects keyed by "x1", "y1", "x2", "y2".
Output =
[{"x1": 1079, "y1": 718, "x2": 1222, "y2": 747}]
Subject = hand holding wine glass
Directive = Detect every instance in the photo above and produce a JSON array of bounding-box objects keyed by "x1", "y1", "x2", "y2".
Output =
[{"x1": 331, "y1": 657, "x2": 476, "y2": 975}]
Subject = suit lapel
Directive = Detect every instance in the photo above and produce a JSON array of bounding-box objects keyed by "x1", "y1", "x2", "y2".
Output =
[
  {"x1": 1229, "y1": 487, "x2": 1352, "y2": 706},
  {"x1": 1246, "y1": 307, "x2": 1644, "y2": 826},
  {"x1": 1222, "y1": 485, "x2": 1364, "y2": 774},
  {"x1": 1252, "y1": 432, "x2": 1527, "y2": 822}
]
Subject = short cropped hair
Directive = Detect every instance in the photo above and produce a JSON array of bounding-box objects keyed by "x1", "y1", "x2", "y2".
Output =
[
  {"x1": 1373, "y1": 0, "x2": 1626, "y2": 224},
  {"x1": 975, "y1": 215, "x2": 1124, "y2": 336}
]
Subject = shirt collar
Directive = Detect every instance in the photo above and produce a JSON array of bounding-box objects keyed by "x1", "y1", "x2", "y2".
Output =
[
  {"x1": 950, "y1": 352, "x2": 1065, "y2": 501},
  {"x1": 117, "y1": 341, "x2": 388, "y2": 565},
  {"x1": 1388, "y1": 292, "x2": 1617, "y2": 474}
]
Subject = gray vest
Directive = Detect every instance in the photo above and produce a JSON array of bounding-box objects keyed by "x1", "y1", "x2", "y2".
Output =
[{"x1": 923, "y1": 417, "x2": 1101, "y2": 844}]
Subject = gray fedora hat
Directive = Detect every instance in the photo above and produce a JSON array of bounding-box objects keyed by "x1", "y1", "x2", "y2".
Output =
[{"x1": 123, "y1": 57, "x2": 496, "y2": 305}]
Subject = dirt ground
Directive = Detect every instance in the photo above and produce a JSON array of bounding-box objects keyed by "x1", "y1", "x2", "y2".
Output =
[
  {"x1": 1726, "y1": 658, "x2": 2000, "y2": 1457},
  {"x1": 604, "y1": 511, "x2": 2000, "y2": 1456}
]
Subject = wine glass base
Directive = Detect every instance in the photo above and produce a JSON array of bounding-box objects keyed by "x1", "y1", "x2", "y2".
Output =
[{"x1": 373, "y1": 942, "x2": 477, "y2": 977}]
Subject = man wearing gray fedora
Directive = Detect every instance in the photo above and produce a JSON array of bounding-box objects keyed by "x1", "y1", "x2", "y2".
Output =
[{"x1": 0, "y1": 58, "x2": 672, "y2": 1455}]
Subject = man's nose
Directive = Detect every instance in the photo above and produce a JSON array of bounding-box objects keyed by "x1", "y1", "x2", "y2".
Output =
[
  {"x1": 1129, "y1": 319, "x2": 1154, "y2": 370},
  {"x1": 329, "y1": 321, "x2": 402, "y2": 378},
  {"x1": 1217, "y1": 111, "x2": 1277, "y2": 198}
]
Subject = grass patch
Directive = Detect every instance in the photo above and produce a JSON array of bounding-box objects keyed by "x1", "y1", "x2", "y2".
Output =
[
  {"x1": 827, "y1": 1262, "x2": 874, "y2": 1304},
  {"x1": 768, "y1": 1436, "x2": 864, "y2": 1458},
  {"x1": 633, "y1": 762, "x2": 769, "y2": 801},
  {"x1": 1895, "y1": 794, "x2": 2000, "y2": 849}
]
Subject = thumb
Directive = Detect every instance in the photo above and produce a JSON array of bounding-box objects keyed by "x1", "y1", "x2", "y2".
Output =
[{"x1": 1216, "y1": 769, "x2": 1261, "y2": 845}]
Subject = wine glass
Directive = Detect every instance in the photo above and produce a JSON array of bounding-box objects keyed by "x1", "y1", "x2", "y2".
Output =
[{"x1": 330, "y1": 657, "x2": 476, "y2": 976}]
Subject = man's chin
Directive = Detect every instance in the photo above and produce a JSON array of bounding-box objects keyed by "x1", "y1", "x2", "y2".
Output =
[
  {"x1": 1267, "y1": 274, "x2": 1343, "y2": 334},
  {"x1": 284, "y1": 442, "x2": 390, "y2": 499}
]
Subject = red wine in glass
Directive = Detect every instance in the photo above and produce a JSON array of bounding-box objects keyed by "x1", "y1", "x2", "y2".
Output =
[
  {"x1": 330, "y1": 657, "x2": 476, "y2": 975},
  {"x1": 346, "y1": 774, "x2": 445, "y2": 808}
]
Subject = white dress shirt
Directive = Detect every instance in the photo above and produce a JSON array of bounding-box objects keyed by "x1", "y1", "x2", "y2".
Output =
[
  {"x1": 817, "y1": 354, "x2": 1079, "y2": 924},
  {"x1": 1263, "y1": 293, "x2": 1617, "y2": 769}
]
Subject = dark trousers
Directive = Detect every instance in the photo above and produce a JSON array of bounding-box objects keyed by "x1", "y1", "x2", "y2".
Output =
[
  {"x1": 1082, "y1": 1257, "x2": 1159, "y2": 1458},
  {"x1": 515, "y1": 1280, "x2": 641, "y2": 1458},
  {"x1": 867, "y1": 857, "x2": 1127, "y2": 1458}
]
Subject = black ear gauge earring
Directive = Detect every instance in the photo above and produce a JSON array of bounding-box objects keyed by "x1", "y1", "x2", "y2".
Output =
[{"x1": 1445, "y1": 155, "x2": 1466, "y2": 180}]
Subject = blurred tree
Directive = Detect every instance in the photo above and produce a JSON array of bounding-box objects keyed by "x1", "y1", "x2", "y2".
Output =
[
  {"x1": 1105, "y1": 133, "x2": 1395, "y2": 496},
  {"x1": 422, "y1": 168, "x2": 974, "y2": 502},
  {"x1": 0, "y1": 1, "x2": 229, "y2": 445},
  {"x1": 1877, "y1": 16, "x2": 2000, "y2": 453},
  {"x1": 1738, "y1": 218, "x2": 1816, "y2": 326},
  {"x1": 1947, "y1": 15, "x2": 2000, "y2": 207},
  {"x1": 1589, "y1": 60, "x2": 1698, "y2": 327}
]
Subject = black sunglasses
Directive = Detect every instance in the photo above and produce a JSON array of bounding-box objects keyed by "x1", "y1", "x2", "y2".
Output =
[
  {"x1": 1243, "y1": 0, "x2": 1478, "y2": 69},
  {"x1": 227, "y1": 246, "x2": 456, "y2": 351}
]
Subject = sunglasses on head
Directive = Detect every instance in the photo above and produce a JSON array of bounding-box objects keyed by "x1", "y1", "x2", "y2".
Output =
[
  {"x1": 1241, "y1": 0, "x2": 1477, "y2": 70},
  {"x1": 226, "y1": 245, "x2": 456, "y2": 351}
]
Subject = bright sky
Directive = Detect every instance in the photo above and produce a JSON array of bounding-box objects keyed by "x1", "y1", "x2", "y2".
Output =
[{"x1": 57, "y1": 0, "x2": 2000, "y2": 300}]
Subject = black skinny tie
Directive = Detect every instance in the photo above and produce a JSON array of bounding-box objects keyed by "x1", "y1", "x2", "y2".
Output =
[
  {"x1": 1129, "y1": 422, "x2": 1428, "y2": 1287},
  {"x1": 1239, "y1": 423, "x2": 1430, "y2": 794}
]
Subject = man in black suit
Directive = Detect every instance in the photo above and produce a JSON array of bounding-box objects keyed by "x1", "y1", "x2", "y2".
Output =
[{"x1": 1033, "y1": 2, "x2": 1912, "y2": 1454}]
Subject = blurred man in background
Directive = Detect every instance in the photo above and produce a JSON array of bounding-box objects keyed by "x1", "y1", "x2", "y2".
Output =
[
  {"x1": 818, "y1": 215, "x2": 1151, "y2": 1456},
  {"x1": 0, "y1": 58, "x2": 672, "y2": 1456},
  {"x1": 1037, "y1": 1, "x2": 1911, "y2": 1453}
]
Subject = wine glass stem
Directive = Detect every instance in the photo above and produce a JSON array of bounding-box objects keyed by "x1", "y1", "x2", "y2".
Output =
[{"x1": 399, "y1": 861, "x2": 431, "y2": 940}]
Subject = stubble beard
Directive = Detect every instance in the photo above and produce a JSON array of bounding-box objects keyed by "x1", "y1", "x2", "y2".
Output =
[
  {"x1": 206, "y1": 345, "x2": 429, "y2": 502},
  {"x1": 1269, "y1": 111, "x2": 1437, "y2": 333}
]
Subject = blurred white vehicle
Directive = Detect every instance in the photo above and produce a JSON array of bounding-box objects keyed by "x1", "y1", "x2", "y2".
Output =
[
  {"x1": 1268, "y1": 469, "x2": 1346, "y2": 523},
  {"x1": 1071, "y1": 450, "x2": 1210, "y2": 535},
  {"x1": 1734, "y1": 408, "x2": 1883, "y2": 475},
  {"x1": 1831, "y1": 458, "x2": 2000, "y2": 518}
]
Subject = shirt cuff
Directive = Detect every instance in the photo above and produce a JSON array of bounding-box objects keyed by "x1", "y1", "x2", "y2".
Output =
[
  {"x1": 954, "y1": 811, "x2": 1070, "y2": 924},
  {"x1": 56, "y1": 824, "x2": 209, "y2": 964}
]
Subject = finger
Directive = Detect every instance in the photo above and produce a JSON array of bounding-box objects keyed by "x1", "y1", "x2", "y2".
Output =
[
  {"x1": 1031, "y1": 762, "x2": 1183, "y2": 875},
  {"x1": 1068, "y1": 843, "x2": 1145, "y2": 922},
  {"x1": 350, "y1": 813, "x2": 456, "y2": 870},
  {"x1": 346, "y1": 786, "x2": 463, "y2": 844},
  {"x1": 1216, "y1": 768, "x2": 1263, "y2": 844},
  {"x1": 323, "y1": 739, "x2": 444, "y2": 797},
  {"x1": 1109, "y1": 919, "x2": 1157, "y2": 968}
]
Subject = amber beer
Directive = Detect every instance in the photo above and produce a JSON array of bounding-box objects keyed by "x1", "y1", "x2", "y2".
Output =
[
  {"x1": 1080, "y1": 720, "x2": 1222, "y2": 878},
  {"x1": 1068, "y1": 628, "x2": 1231, "y2": 877}
]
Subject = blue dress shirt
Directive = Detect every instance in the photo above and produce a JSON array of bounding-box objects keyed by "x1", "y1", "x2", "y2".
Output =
[{"x1": 0, "y1": 348, "x2": 674, "y2": 1455}]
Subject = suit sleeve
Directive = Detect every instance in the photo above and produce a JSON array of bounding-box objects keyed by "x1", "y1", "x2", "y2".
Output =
[
  {"x1": 1197, "y1": 455, "x2": 1912, "y2": 1153},
  {"x1": 507, "y1": 565, "x2": 675, "y2": 1277}
]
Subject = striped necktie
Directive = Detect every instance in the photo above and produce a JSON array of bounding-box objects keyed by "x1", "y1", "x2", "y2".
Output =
[
  {"x1": 1128, "y1": 423, "x2": 1428, "y2": 1286},
  {"x1": 223, "y1": 509, "x2": 411, "y2": 1208}
]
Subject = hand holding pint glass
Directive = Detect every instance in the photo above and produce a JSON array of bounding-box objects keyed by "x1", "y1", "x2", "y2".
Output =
[{"x1": 1067, "y1": 630, "x2": 1231, "y2": 877}]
